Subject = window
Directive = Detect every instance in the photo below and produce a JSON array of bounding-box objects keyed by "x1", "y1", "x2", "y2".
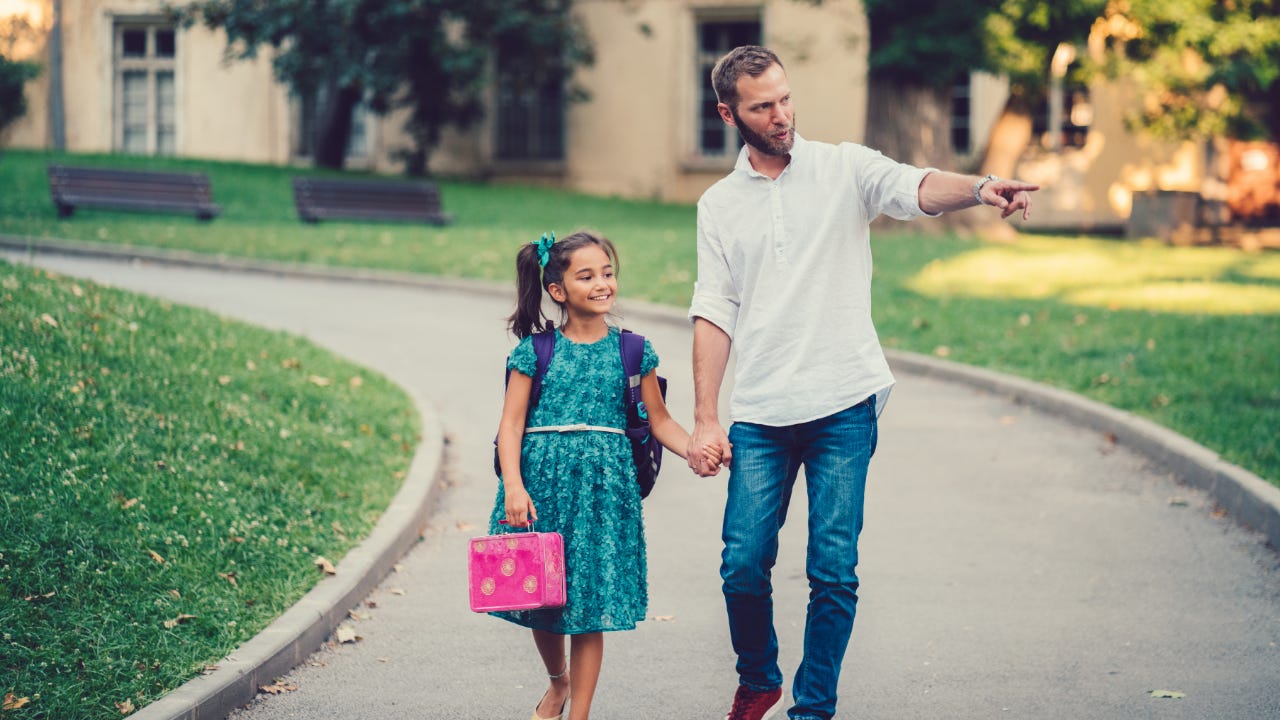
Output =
[
  {"x1": 114, "y1": 23, "x2": 176, "y2": 155},
  {"x1": 494, "y1": 50, "x2": 565, "y2": 162},
  {"x1": 951, "y1": 78, "x2": 972, "y2": 155},
  {"x1": 696, "y1": 17, "x2": 761, "y2": 158},
  {"x1": 1034, "y1": 85, "x2": 1091, "y2": 151}
]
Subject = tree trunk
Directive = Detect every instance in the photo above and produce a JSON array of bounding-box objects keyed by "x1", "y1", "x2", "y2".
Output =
[
  {"x1": 864, "y1": 77, "x2": 989, "y2": 236},
  {"x1": 313, "y1": 83, "x2": 362, "y2": 170},
  {"x1": 978, "y1": 99, "x2": 1033, "y2": 179}
]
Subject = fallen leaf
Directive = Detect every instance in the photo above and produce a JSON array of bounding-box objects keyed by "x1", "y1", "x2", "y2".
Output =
[
  {"x1": 121, "y1": 497, "x2": 139, "y2": 509},
  {"x1": 364, "y1": 600, "x2": 379, "y2": 609},
  {"x1": 1149, "y1": 690, "x2": 1185, "y2": 699},
  {"x1": 933, "y1": 345, "x2": 951, "y2": 358},
  {"x1": 281, "y1": 358, "x2": 301, "y2": 369},
  {"x1": 147, "y1": 550, "x2": 166, "y2": 564},
  {"x1": 388, "y1": 588, "x2": 406, "y2": 596},
  {"x1": 168, "y1": 589, "x2": 181, "y2": 599},
  {"x1": 3, "y1": 693, "x2": 30, "y2": 710},
  {"x1": 219, "y1": 571, "x2": 238, "y2": 586},
  {"x1": 115, "y1": 698, "x2": 134, "y2": 714},
  {"x1": 314, "y1": 556, "x2": 337, "y2": 575},
  {"x1": 308, "y1": 375, "x2": 333, "y2": 387},
  {"x1": 652, "y1": 615, "x2": 675, "y2": 622},
  {"x1": 348, "y1": 609, "x2": 370, "y2": 621},
  {"x1": 163, "y1": 614, "x2": 197, "y2": 629},
  {"x1": 1210, "y1": 507, "x2": 1228, "y2": 520},
  {"x1": 349, "y1": 376, "x2": 364, "y2": 388},
  {"x1": 260, "y1": 681, "x2": 298, "y2": 695},
  {"x1": 22, "y1": 591, "x2": 55, "y2": 602},
  {"x1": 218, "y1": 375, "x2": 232, "y2": 386},
  {"x1": 392, "y1": 563, "x2": 403, "y2": 573},
  {"x1": 40, "y1": 313, "x2": 59, "y2": 328},
  {"x1": 335, "y1": 625, "x2": 359, "y2": 643}
]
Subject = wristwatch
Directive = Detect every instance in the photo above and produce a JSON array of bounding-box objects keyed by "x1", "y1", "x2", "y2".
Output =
[{"x1": 973, "y1": 174, "x2": 998, "y2": 204}]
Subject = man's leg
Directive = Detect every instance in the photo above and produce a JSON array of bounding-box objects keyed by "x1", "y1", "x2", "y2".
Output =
[
  {"x1": 789, "y1": 399, "x2": 878, "y2": 720},
  {"x1": 722, "y1": 420, "x2": 801, "y2": 693}
]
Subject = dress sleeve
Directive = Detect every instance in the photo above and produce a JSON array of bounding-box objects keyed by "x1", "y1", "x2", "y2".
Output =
[
  {"x1": 506, "y1": 335, "x2": 537, "y2": 377},
  {"x1": 641, "y1": 337, "x2": 660, "y2": 377}
]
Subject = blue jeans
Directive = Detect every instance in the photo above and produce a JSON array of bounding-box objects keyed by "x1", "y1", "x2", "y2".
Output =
[{"x1": 721, "y1": 399, "x2": 878, "y2": 720}]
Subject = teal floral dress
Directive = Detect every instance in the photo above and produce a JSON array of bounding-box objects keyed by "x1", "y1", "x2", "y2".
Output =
[{"x1": 489, "y1": 326, "x2": 658, "y2": 634}]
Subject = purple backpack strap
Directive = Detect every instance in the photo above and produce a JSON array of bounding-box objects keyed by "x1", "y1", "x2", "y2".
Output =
[{"x1": 619, "y1": 330, "x2": 644, "y2": 405}]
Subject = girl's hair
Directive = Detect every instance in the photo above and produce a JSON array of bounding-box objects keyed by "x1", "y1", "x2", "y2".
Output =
[{"x1": 508, "y1": 230, "x2": 620, "y2": 339}]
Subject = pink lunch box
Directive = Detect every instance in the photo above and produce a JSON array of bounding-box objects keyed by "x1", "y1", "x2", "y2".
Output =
[{"x1": 468, "y1": 528, "x2": 566, "y2": 613}]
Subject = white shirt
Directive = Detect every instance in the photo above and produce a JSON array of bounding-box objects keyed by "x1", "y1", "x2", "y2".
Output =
[{"x1": 689, "y1": 134, "x2": 936, "y2": 426}]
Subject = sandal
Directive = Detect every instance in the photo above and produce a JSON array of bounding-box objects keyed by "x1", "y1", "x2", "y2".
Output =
[{"x1": 530, "y1": 663, "x2": 569, "y2": 720}]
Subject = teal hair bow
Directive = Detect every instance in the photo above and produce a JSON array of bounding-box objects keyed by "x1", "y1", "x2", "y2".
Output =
[{"x1": 534, "y1": 231, "x2": 555, "y2": 268}]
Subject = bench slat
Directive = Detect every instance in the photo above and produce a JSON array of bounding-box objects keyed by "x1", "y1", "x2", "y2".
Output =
[
  {"x1": 48, "y1": 164, "x2": 221, "y2": 220},
  {"x1": 292, "y1": 176, "x2": 451, "y2": 225}
]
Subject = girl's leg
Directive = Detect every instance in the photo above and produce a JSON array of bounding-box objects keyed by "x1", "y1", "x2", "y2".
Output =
[
  {"x1": 566, "y1": 632, "x2": 604, "y2": 720},
  {"x1": 532, "y1": 629, "x2": 570, "y2": 718}
]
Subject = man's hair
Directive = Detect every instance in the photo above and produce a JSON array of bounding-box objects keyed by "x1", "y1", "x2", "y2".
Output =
[{"x1": 711, "y1": 45, "x2": 784, "y2": 109}]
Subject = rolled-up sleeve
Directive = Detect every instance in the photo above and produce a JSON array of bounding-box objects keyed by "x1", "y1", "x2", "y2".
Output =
[
  {"x1": 688, "y1": 199, "x2": 740, "y2": 338},
  {"x1": 849, "y1": 144, "x2": 939, "y2": 221}
]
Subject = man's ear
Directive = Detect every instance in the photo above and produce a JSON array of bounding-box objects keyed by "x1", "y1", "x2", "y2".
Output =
[
  {"x1": 547, "y1": 282, "x2": 567, "y2": 304},
  {"x1": 717, "y1": 102, "x2": 736, "y2": 127}
]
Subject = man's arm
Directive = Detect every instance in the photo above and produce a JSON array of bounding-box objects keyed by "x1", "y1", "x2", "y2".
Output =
[
  {"x1": 688, "y1": 317, "x2": 733, "y2": 476},
  {"x1": 918, "y1": 171, "x2": 1039, "y2": 219}
]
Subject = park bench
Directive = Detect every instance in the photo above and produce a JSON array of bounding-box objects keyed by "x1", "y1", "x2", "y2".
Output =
[
  {"x1": 47, "y1": 164, "x2": 221, "y2": 220},
  {"x1": 291, "y1": 176, "x2": 452, "y2": 225}
]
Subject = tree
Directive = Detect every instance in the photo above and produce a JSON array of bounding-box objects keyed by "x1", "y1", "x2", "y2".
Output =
[
  {"x1": 863, "y1": 0, "x2": 995, "y2": 172},
  {"x1": 0, "y1": 18, "x2": 40, "y2": 146},
  {"x1": 178, "y1": 0, "x2": 592, "y2": 173},
  {"x1": 857, "y1": 0, "x2": 1106, "y2": 233},
  {"x1": 1094, "y1": 0, "x2": 1280, "y2": 142}
]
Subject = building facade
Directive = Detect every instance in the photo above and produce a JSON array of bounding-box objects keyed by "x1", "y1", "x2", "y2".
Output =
[{"x1": 4, "y1": 0, "x2": 1217, "y2": 230}]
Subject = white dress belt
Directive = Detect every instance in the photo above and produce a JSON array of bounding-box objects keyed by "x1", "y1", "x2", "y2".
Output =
[{"x1": 525, "y1": 424, "x2": 625, "y2": 435}]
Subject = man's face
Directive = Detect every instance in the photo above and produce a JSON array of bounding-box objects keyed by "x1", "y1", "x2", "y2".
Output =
[{"x1": 720, "y1": 62, "x2": 795, "y2": 157}]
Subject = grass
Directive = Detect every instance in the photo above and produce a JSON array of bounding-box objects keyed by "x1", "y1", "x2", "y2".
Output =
[{"x1": 0, "y1": 260, "x2": 418, "y2": 719}]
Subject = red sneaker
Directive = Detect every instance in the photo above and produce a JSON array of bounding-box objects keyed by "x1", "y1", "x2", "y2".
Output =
[{"x1": 724, "y1": 684, "x2": 783, "y2": 720}]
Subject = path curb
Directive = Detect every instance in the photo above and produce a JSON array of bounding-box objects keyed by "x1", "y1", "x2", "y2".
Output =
[{"x1": 4, "y1": 235, "x2": 1277, "y2": 719}]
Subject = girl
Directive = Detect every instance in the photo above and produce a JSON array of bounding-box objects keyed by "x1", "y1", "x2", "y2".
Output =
[{"x1": 491, "y1": 230, "x2": 717, "y2": 720}]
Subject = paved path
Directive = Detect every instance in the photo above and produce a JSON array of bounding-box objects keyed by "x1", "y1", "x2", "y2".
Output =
[{"x1": 8, "y1": 252, "x2": 1279, "y2": 719}]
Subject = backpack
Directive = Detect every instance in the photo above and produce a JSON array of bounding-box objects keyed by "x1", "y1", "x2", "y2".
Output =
[{"x1": 493, "y1": 329, "x2": 666, "y2": 498}]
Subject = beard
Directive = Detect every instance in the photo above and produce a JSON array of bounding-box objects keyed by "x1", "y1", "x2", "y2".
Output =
[{"x1": 731, "y1": 108, "x2": 796, "y2": 157}]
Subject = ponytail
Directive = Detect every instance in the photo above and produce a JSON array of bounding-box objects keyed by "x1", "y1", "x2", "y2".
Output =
[
  {"x1": 508, "y1": 242, "x2": 549, "y2": 339},
  {"x1": 506, "y1": 230, "x2": 620, "y2": 340}
]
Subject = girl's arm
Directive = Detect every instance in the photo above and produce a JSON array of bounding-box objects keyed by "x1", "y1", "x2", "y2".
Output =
[
  {"x1": 640, "y1": 370, "x2": 720, "y2": 467},
  {"x1": 497, "y1": 371, "x2": 538, "y2": 526}
]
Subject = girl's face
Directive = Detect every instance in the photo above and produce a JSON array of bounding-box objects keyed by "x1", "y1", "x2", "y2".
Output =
[{"x1": 550, "y1": 244, "x2": 616, "y2": 318}]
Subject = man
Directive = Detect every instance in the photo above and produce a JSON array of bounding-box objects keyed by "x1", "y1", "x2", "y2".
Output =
[{"x1": 686, "y1": 46, "x2": 1038, "y2": 720}]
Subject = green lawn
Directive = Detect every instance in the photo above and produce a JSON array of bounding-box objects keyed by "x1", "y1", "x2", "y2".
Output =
[
  {"x1": 3, "y1": 149, "x2": 1277, "y2": 486},
  {"x1": 0, "y1": 260, "x2": 418, "y2": 719}
]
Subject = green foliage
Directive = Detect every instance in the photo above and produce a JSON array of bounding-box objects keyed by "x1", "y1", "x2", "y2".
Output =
[
  {"x1": 0, "y1": 52, "x2": 39, "y2": 139},
  {"x1": 864, "y1": 0, "x2": 998, "y2": 88},
  {"x1": 177, "y1": 0, "x2": 592, "y2": 172},
  {"x1": 1099, "y1": 0, "x2": 1280, "y2": 140},
  {"x1": 982, "y1": 0, "x2": 1108, "y2": 98}
]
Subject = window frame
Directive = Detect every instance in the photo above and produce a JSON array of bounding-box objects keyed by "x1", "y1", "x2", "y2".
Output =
[
  {"x1": 113, "y1": 19, "x2": 177, "y2": 155},
  {"x1": 693, "y1": 13, "x2": 762, "y2": 162}
]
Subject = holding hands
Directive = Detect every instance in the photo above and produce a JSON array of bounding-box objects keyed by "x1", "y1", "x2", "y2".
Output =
[{"x1": 687, "y1": 420, "x2": 732, "y2": 478}]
